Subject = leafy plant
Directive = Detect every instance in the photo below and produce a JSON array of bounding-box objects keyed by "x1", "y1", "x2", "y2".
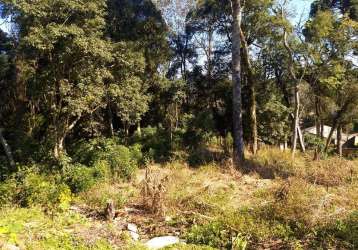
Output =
[{"x1": 186, "y1": 221, "x2": 235, "y2": 249}]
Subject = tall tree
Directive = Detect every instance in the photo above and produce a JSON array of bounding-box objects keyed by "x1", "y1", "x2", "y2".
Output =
[
  {"x1": 231, "y1": 0, "x2": 245, "y2": 168},
  {"x1": 3, "y1": 0, "x2": 112, "y2": 158}
]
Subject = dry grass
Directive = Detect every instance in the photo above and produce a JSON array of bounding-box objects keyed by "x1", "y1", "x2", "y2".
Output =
[
  {"x1": 53, "y1": 148, "x2": 358, "y2": 248},
  {"x1": 76, "y1": 181, "x2": 138, "y2": 210},
  {"x1": 249, "y1": 146, "x2": 358, "y2": 187}
]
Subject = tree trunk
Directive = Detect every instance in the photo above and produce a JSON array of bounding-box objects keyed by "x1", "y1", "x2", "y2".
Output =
[
  {"x1": 250, "y1": 86, "x2": 258, "y2": 155},
  {"x1": 315, "y1": 96, "x2": 321, "y2": 136},
  {"x1": 137, "y1": 123, "x2": 142, "y2": 137},
  {"x1": 54, "y1": 136, "x2": 65, "y2": 159},
  {"x1": 0, "y1": 128, "x2": 16, "y2": 171},
  {"x1": 282, "y1": 12, "x2": 303, "y2": 157},
  {"x1": 231, "y1": 0, "x2": 245, "y2": 169},
  {"x1": 240, "y1": 28, "x2": 258, "y2": 155},
  {"x1": 297, "y1": 126, "x2": 306, "y2": 152},
  {"x1": 107, "y1": 104, "x2": 114, "y2": 137},
  {"x1": 53, "y1": 116, "x2": 81, "y2": 159},
  {"x1": 337, "y1": 124, "x2": 343, "y2": 157},
  {"x1": 291, "y1": 100, "x2": 299, "y2": 156},
  {"x1": 324, "y1": 120, "x2": 338, "y2": 153}
]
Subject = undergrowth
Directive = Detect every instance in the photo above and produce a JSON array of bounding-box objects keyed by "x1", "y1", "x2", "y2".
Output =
[{"x1": 0, "y1": 147, "x2": 357, "y2": 249}]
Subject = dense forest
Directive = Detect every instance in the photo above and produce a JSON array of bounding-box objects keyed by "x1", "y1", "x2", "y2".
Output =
[{"x1": 0, "y1": 0, "x2": 357, "y2": 249}]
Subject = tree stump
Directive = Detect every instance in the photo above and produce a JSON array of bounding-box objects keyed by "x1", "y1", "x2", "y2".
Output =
[{"x1": 105, "y1": 200, "x2": 115, "y2": 221}]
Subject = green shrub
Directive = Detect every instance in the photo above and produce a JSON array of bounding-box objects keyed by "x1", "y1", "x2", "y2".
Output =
[
  {"x1": 185, "y1": 221, "x2": 236, "y2": 249},
  {"x1": 304, "y1": 134, "x2": 326, "y2": 153},
  {"x1": 17, "y1": 171, "x2": 55, "y2": 207},
  {"x1": 129, "y1": 143, "x2": 144, "y2": 165},
  {"x1": 336, "y1": 211, "x2": 358, "y2": 247},
  {"x1": 63, "y1": 163, "x2": 99, "y2": 193},
  {"x1": 315, "y1": 211, "x2": 358, "y2": 249},
  {"x1": 131, "y1": 126, "x2": 172, "y2": 162},
  {"x1": 71, "y1": 137, "x2": 138, "y2": 180},
  {"x1": 0, "y1": 178, "x2": 17, "y2": 207},
  {"x1": 92, "y1": 159, "x2": 111, "y2": 179},
  {"x1": 8, "y1": 169, "x2": 72, "y2": 210},
  {"x1": 106, "y1": 145, "x2": 137, "y2": 180}
]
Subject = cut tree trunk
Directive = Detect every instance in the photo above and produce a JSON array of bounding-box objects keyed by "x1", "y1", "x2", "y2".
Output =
[
  {"x1": 105, "y1": 200, "x2": 115, "y2": 221},
  {"x1": 231, "y1": 0, "x2": 245, "y2": 169},
  {"x1": 0, "y1": 128, "x2": 16, "y2": 171}
]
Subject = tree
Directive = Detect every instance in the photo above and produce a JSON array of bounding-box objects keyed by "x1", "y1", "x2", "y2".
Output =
[
  {"x1": 310, "y1": 0, "x2": 358, "y2": 20},
  {"x1": 280, "y1": 3, "x2": 306, "y2": 156},
  {"x1": 108, "y1": 43, "x2": 149, "y2": 136},
  {"x1": 231, "y1": 0, "x2": 245, "y2": 169},
  {"x1": 304, "y1": 9, "x2": 358, "y2": 155},
  {"x1": 3, "y1": 0, "x2": 112, "y2": 158},
  {"x1": 106, "y1": 0, "x2": 170, "y2": 132}
]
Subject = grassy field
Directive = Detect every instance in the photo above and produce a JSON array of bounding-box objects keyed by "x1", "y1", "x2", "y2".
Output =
[{"x1": 1, "y1": 147, "x2": 357, "y2": 249}]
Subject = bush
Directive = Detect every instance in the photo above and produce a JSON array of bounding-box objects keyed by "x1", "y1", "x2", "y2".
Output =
[
  {"x1": 0, "y1": 178, "x2": 17, "y2": 207},
  {"x1": 71, "y1": 137, "x2": 139, "y2": 180},
  {"x1": 63, "y1": 163, "x2": 99, "y2": 193},
  {"x1": 131, "y1": 126, "x2": 172, "y2": 162},
  {"x1": 326, "y1": 211, "x2": 358, "y2": 248},
  {"x1": 106, "y1": 145, "x2": 137, "y2": 180},
  {"x1": 304, "y1": 133, "x2": 326, "y2": 153},
  {"x1": 3, "y1": 169, "x2": 73, "y2": 210},
  {"x1": 182, "y1": 112, "x2": 215, "y2": 150},
  {"x1": 129, "y1": 143, "x2": 144, "y2": 165},
  {"x1": 185, "y1": 221, "x2": 236, "y2": 249}
]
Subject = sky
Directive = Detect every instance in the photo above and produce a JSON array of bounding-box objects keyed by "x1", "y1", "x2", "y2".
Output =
[{"x1": 290, "y1": 0, "x2": 315, "y2": 24}]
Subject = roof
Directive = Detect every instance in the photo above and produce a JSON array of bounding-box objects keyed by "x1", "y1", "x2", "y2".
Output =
[
  {"x1": 343, "y1": 136, "x2": 358, "y2": 149},
  {"x1": 303, "y1": 125, "x2": 350, "y2": 142}
]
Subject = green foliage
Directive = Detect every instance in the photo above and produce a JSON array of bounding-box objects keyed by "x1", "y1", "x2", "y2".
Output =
[
  {"x1": 186, "y1": 221, "x2": 236, "y2": 249},
  {"x1": 324, "y1": 211, "x2": 358, "y2": 248},
  {"x1": 163, "y1": 244, "x2": 216, "y2": 250},
  {"x1": 304, "y1": 133, "x2": 326, "y2": 152},
  {"x1": 0, "y1": 207, "x2": 113, "y2": 249},
  {"x1": 2, "y1": 0, "x2": 113, "y2": 156},
  {"x1": 63, "y1": 163, "x2": 100, "y2": 194},
  {"x1": 131, "y1": 126, "x2": 173, "y2": 162},
  {"x1": 183, "y1": 112, "x2": 215, "y2": 149},
  {"x1": 71, "y1": 137, "x2": 139, "y2": 180},
  {"x1": 0, "y1": 168, "x2": 72, "y2": 210},
  {"x1": 109, "y1": 42, "x2": 149, "y2": 129},
  {"x1": 106, "y1": 144, "x2": 137, "y2": 179},
  {"x1": 18, "y1": 171, "x2": 71, "y2": 210},
  {"x1": 0, "y1": 178, "x2": 17, "y2": 207}
]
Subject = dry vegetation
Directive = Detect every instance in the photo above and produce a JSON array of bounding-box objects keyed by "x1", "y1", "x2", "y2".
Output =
[{"x1": 1, "y1": 147, "x2": 358, "y2": 249}]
